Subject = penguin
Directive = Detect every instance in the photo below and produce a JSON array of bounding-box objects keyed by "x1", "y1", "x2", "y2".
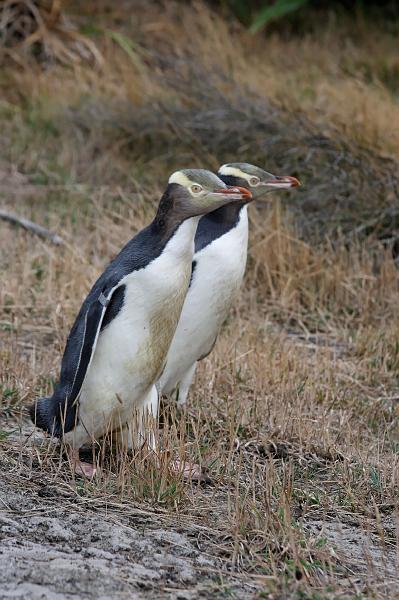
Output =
[
  {"x1": 30, "y1": 169, "x2": 252, "y2": 476},
  {"x1": 157, "y1": 163, "x2": 300, "y2": 406}
]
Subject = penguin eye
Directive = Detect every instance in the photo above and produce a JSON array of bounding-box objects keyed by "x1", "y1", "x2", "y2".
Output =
[
  {"x1": 190, "y1": 184, "x2": 203, "y2": 194},
  {"x1": 249, "y1": 176, "x2": 260, "y2": 186}
]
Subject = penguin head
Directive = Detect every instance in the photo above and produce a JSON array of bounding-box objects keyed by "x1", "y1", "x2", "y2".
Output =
[
  {"x1": 218, "y1": 163, "x2": 300, "y2": 200},
  {"x1": 167, "y1": 169, "x2": 252, "y2": 218}
]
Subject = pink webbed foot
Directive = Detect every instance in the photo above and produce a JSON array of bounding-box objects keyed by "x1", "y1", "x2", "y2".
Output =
[
  {"x1": 67, "y1": 448, "x2": 97, "y2": 478},
  {"x1": 170, "y1": 459, "x2": 211, "y2": 483}
]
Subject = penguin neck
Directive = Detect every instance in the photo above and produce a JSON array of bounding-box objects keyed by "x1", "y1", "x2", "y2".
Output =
[
  {"x1": 194, "y1": 202, "x2": 247, "y2": 254},
  {"x1": 151, "y1": 204, "x2": 199, "y2": 245},
  {"x1": 158, "y1": 216, "x2": 200, "y2": 261},
  {"x1": 151, "y1": 184, "x2": 192, "y2": 243},
  {"x1": 204, "y1": 201, "x2": 246, "y2": 226}
]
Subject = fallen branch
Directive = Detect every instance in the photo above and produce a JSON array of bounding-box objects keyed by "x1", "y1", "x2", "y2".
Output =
[{"x1": 0, "y1": 209, "x2": 64, "y2": 245}]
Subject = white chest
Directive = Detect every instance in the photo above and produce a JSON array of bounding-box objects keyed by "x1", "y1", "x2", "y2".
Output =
[
  {"x1": 193, "y1": 207, "x2": 249, "y2": 312},
  {"x1": 158, "y1": 207, "x2": 249, "y2": 394},
  {"x1": 76, "y1": 218, "x2": 198, "y2": 435}
]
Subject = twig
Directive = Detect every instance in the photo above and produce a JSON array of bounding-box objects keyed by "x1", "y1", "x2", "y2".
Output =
[{"x1": 0, "y1": 209, "x2": 64, "y2": 245}]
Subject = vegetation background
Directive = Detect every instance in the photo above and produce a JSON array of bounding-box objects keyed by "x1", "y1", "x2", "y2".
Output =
[{"x1": 0, "y1": 1, "x2": 399, "y2": 599}]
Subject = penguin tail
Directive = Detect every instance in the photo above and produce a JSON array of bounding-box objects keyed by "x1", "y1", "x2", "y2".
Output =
[
  {"x1": 30, "y1": 397, "x2": 57, "y2": 436},
  {"x1": 30, "y1": 394, "x2": 75, "y2": 438}
]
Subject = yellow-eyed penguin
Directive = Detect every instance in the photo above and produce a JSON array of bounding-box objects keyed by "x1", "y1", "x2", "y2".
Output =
[
  {"x1": 30, "y1": 170, "x2": 252, "y2": 476},
  {"x1": 157, "y1": 163, "x2": 300, "y2": 406}
]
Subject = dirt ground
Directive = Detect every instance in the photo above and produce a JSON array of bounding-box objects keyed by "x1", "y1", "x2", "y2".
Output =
[
  {"x1": 1, "y1": 414, "x2": 397, "y2": 600},
  {"x1": 0, "y1": 463, "x2": 225, "y2": 600},
  {"x1": 0, "y1": 431, "x2": 266, "y2": 600}
]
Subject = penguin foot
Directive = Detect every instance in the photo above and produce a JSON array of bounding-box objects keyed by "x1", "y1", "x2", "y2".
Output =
[
  {"x1": 170, "y1": 460, "x2": 211, "y2": 484},
  {"x1": 75, "y1": 460, "x2": 97, "y2": 478},
  {"x1": 67, "y1": 448, "x2": 97, "y2": 479}
]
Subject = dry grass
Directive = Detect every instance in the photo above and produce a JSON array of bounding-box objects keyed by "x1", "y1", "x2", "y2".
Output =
[
  {"x1": 0, "y1": 0, "x2": 103, "y2": 65},
  {"x1": 1, "y1": 2, "x2": 399, "y2": 598}
]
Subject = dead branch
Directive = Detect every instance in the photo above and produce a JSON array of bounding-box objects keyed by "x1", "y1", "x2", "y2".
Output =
[{"x1": 0, "y1": 208, "x2": 64, "y2": 245}]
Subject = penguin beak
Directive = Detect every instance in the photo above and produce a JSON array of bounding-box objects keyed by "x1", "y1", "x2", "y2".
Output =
[
  {"x1": 260, "y1": 175, "x2": 300, "y2": 189},
  {"x1": 213, "y1": 186, "x2": 253, "y2": 201}
]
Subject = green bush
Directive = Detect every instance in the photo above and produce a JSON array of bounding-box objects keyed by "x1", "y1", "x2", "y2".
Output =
[{"x1": 215, "y1": 0, "x2": 399, "y2": 31}]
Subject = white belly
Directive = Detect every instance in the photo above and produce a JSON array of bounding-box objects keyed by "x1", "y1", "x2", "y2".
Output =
[
  {"x1": 158, "y1": 207, "x2": 248, "y2": 395},
  {"x1": 65, "y1": 218, "x2": 198, "y2": 446}
]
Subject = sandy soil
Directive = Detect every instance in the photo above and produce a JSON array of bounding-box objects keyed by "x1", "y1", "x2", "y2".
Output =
[
  {"x1": 1, "y1": 438, "x2": 397, "y2": 600},
  {"x1": 0, "y1": 468, "x2": 239, "y2": 600}
]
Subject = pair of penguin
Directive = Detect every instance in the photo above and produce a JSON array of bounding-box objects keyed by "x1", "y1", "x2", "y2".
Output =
[{"x1": 31, "y1": 164, "x2": 299, "y2": 477}]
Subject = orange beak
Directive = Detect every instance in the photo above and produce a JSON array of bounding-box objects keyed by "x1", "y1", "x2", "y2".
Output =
[
  {"x1": 263, "y1": 175, "x2": 300, "y2": 189},
  {"x1": 214, "y1": 186, "x2": 253, "y2": 200}
]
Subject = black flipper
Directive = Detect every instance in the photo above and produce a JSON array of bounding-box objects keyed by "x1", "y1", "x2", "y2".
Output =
[{"x1": 30, "y1": 282, "x2": 124, "y2": 437}]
